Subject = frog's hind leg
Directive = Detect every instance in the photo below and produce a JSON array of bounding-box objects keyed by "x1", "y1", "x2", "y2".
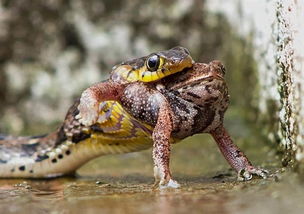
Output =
[{"x1": 210, "y1": 125, "x2": 268, "y2": 181}]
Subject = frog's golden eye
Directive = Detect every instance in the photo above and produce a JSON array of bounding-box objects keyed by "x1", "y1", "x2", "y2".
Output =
[{"x1": 146, "y1": 55, "x2": 160, "y2": 72}]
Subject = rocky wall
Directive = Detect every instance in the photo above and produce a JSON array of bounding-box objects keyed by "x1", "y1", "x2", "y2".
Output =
[{"x1": 207, "y1": 0, "x2": 304, "y2": 169}]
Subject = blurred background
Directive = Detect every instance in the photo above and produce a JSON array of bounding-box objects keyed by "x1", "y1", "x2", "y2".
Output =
[
  {"x1": 0, "y1": 0, "x2": 259, "y2": 135},
  {"x1": 1, "y1": 1, "x2": 304, "y2": 213},
  {"x1": 0, "y1": 0, "x2": 273, "y2": 176}
]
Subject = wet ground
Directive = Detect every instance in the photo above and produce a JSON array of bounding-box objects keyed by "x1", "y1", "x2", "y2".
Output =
[{"x1": 0, "y1": 131, "x2": 303, "y2": 214}]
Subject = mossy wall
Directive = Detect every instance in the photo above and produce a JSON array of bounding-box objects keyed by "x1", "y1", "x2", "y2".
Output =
[
  {"x1": 208, "y1": 0, "x2": 304, "y2": 170},
  {"x1": 276, "y1": 1, "x2": 304, "y2": 170}
]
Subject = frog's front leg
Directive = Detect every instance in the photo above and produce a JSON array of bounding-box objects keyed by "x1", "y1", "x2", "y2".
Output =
[
  {"x1": 210, "y1": 125, "x2": 268, "y2": 181},
  {"x1": 77, "y1": 81, "x2": 125, "y2": 126},
  {"x1": 152, "y1": 95, "x2": 180, "y2": 189}
]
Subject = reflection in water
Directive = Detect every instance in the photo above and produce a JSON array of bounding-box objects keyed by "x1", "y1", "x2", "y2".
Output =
[
  {"x1": 0, "y1": 174, "x2": 304, "y2": 214},
  {"x1": 0, "y1": 178, "x2": 66, "y2": 213},
  {"x1": 0, "y1": 177, "x2": 231, "y2": 214},
  {"x1": 156, "y1": 190, "x2": 228, "y2": 214},
  {"x1": 158, "y1": 193, "x2": 173, "y2": 214}
]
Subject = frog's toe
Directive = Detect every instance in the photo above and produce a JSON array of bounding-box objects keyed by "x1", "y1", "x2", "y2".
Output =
[
  {"x1": 159, "y1": 179, "x2": 181, "y2": 189},
  {"x1": 237, "y1": 166, "x2": 269, "y2": 181},
  {"x1": 79, "y1": 115, "x2": 98, "y2": 126},
  {"x1": 77, "y1": 104, "x2": 99, "y2": 126},
  {"x1": 76, "y1": 110, "x2": 98, "y2": 127}
]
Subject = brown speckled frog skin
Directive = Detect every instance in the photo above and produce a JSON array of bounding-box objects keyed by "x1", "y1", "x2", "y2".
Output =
[{"x1": 78, "y1": 58, "x2": 268, "y2": 189}]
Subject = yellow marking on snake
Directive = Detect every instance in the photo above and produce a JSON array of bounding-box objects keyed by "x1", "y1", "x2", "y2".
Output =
[
  {"x1": 111, "y1": 46, "x2": 194, "y2": 83},
  {"x1": 80, "y1": 100, "x2": 179, "y2": 156},
  {"x1": 87, "y1": 101, "x2": 154, "y2": 153}
]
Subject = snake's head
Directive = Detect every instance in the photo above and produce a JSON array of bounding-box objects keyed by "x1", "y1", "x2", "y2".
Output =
[{"x1": 110, "y1": 46, "x2": 194, "y2": 83}]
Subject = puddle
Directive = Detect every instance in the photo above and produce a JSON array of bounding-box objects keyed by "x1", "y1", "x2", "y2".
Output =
[
  {"x1": 0, "y1": 132, "x2": 302, "y2": 214},
  {"x1": 1, "y1": 170, "x2": 303, "y2": 214}
]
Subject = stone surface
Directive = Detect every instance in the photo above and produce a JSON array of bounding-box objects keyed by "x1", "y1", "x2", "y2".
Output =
[{"x1": 207, "y1": 0, "x2": 304, "y2": 169}]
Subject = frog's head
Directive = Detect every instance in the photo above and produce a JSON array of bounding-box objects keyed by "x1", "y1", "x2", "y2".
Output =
[
  {"x1": 162, "y1": 61, "x2": 228, "y2": 111},
  {"x1": 111, "y1": 46, "x2": 194, "y2": 83},
  {"x1": 162, "y1": 61, "x2": 226, "y2": 89},
  {"x1": 192, "y1": 60, "x2": 226, "y2": 82}
]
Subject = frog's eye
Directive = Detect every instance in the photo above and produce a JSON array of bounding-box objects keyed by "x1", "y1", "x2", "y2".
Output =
[{"x1": 146, "y1": 55, "x2": 160, "y2": 72}]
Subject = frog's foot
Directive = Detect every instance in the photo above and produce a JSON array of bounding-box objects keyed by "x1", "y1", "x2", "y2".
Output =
[
  {"x1": 159, "y1": 179, "x2": 181, "y2": 189},
  {"x1": 153, "y1": 167, "x2": 180, "y2": 189},
  {"x1": 76, "y1": 96, "x2": 99, "y2": 127},
  {"x1": 237, "y1": 166, "x2": 269, "y2": 181},
  {"x1": 76, "y1": 105, "x2": 98, "y2": 127}
]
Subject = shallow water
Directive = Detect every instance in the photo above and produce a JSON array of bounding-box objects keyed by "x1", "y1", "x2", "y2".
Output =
[
  {"x1": 0, "y1": 169, "x2": 303, "y2": 214},
  {"x1": 0, "y1": 131, "x2": 303, "y2": 214}
]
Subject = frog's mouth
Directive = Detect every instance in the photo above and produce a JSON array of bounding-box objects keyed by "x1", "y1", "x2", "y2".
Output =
[
  {"x1": 164, "y1": 63, "x2": 226, "y2": 91},
  {"x1": 188, "y1": 63, "x2": 225, "y2": 84},
  {"x1": 197, "y1": 74, "x2": 224, "y2": 82}
]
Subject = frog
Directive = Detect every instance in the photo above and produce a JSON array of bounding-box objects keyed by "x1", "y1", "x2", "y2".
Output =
[
  {"x1": 0, "y1": 47, "x2": 267, "y2": 188},
  {"x1": 77, "y1": 48, "x2": 268, "y2": 188}
]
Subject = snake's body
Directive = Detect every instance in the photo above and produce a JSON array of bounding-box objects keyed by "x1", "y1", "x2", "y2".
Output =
[{"x1": 0, "y1": 100, "x2": 156, "y2": 178}]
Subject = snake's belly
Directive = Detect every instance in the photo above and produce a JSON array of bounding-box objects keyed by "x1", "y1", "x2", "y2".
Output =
[
  {"x1": 0, "y1": 101, "x2": 155, "y2": 178},
  {"x1": 0, "y1": 138, "x2": 154, "y2": 178}
]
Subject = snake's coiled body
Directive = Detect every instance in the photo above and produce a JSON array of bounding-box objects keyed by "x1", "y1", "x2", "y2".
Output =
[{"x1": 0, "y1": 100, "x2": 155, "y2": 178}]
